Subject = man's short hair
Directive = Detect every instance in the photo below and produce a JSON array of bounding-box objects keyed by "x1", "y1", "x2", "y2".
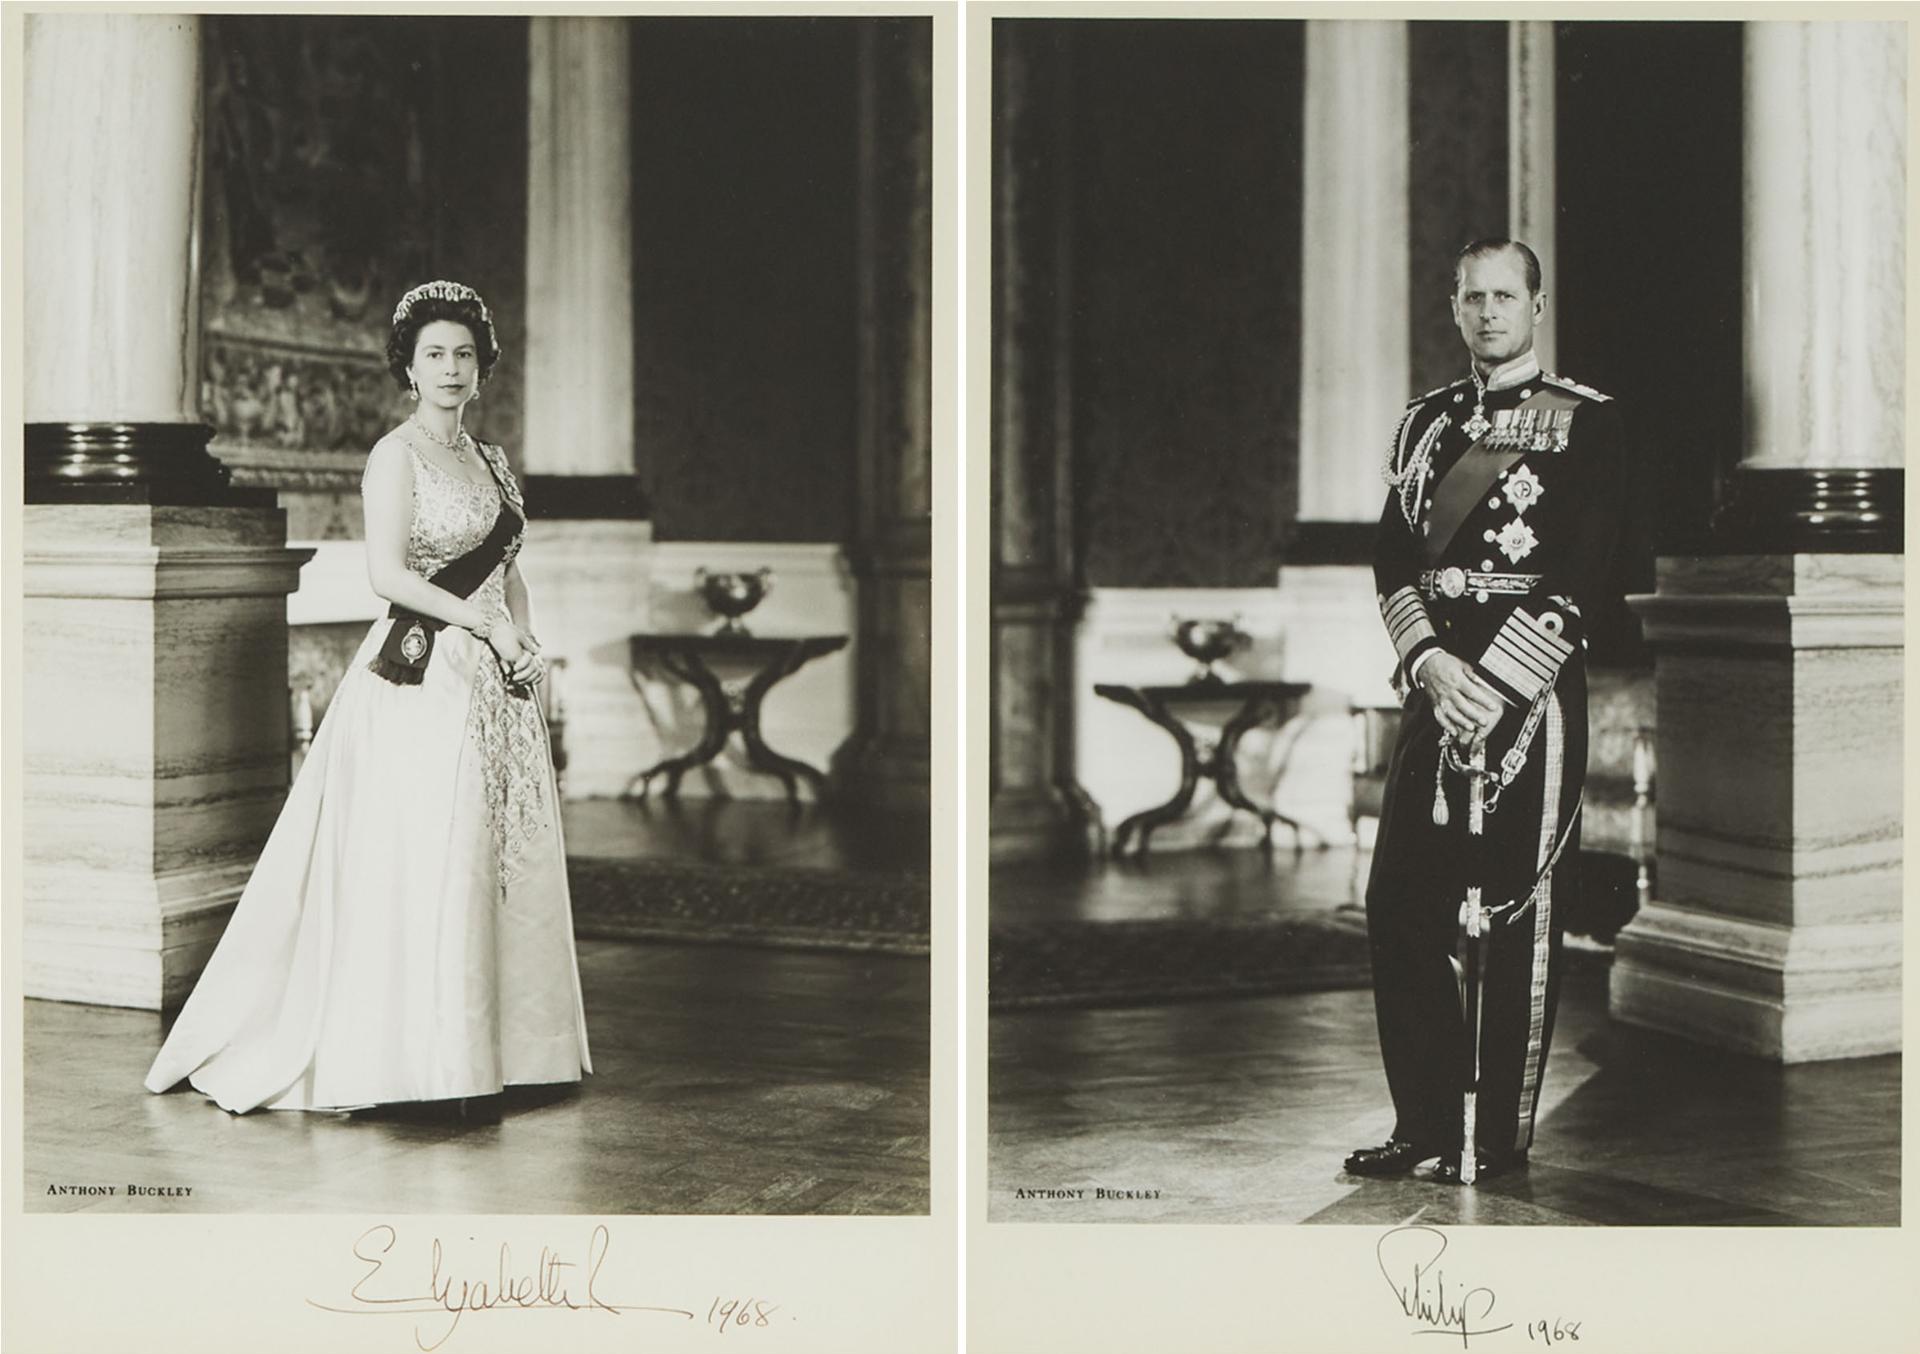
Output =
[{"x1": 1454, "y1": 238, "x2": 1543, "y2": 296}]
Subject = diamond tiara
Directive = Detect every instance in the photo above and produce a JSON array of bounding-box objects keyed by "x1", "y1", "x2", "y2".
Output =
[{"x1": 392, "y1": 280, "x2": 493, "y2": 326}]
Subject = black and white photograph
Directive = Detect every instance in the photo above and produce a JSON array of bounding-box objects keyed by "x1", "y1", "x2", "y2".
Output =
[
  {"x1": 15, "y1": 7, "x2": 933, "y2": 1225},
  {"x1": 987, "y1": 14, "x2": 1902, "y2": 1231},
  {"x1": 11, "y1": 2, "x2": 1920, "y2": 1351}
]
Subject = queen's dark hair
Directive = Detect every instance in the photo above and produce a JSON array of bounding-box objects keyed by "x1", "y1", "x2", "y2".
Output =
[{"x1": 385, "y1": 294, "x2": 503, "y2": 391}]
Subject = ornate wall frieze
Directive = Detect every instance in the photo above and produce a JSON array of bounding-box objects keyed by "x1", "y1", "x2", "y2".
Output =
[{"x1": 202, "y1": 331, "x2": 400, "y2": 486}]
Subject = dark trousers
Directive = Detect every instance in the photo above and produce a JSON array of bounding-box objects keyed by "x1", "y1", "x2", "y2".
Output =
[{"x1": 1363, "y1": 674, "x2": 1585, "y2": 1155}]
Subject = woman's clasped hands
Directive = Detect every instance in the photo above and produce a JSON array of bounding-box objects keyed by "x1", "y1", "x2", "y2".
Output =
[{"x1": 486, "y1": 620, "x2": 547, "y2": 693}]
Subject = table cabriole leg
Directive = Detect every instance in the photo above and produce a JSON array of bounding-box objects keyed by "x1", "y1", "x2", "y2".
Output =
[
  {"x1": 739, "y1": 649, "x2": 827, "y2": 804},
  {"x1": 635, "y1": 649, "x2": 734, "y2": 799},
  {"x1": 1212, "y1": 695, "x2": 1278, "y2": 851},
  {"x1": 1110, "y1": 691, "x2": 1202, "y2": 858}
]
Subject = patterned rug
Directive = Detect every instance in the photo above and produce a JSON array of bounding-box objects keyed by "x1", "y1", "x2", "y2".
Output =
[
  {"x1": 568, "y1": 856, "x2": 930, "y2": 956},
  {"x1": 991, "y1": 858, "x2": 1626, "y2": 1012},
  {"x1": 989, "y1": 909, "x2": 1375, "y2": 1012}
]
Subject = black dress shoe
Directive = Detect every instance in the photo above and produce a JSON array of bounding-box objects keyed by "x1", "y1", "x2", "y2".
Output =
[
  {"x1": 1344, "y1": 1138, "x2": 1441, "y2": 1177},
  {"x1": 1431, "y1": 1148, "x2": 1528, "y2": 1185}
]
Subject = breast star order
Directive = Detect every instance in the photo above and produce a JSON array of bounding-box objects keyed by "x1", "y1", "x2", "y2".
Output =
[
  {"x1": 1503, "y1": 464, "x2": 1545, "y2": 514},
  {"x1": 1496, "y1": 518, "x2": 1539, "y2": 564}
]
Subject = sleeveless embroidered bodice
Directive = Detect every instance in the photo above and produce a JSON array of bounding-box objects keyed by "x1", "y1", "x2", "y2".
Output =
[{"x1": 402, "y1": 438, "x2": 525, "y2": 622}]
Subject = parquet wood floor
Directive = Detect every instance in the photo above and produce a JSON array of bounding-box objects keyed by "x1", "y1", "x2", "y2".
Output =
[
  {"x1": 989, "y1": 849, "x2": 1899, "y2": 1226},
  {"x1": 28, "y1": 803, "x2": 930, "y2": 1216},
  {"x1": 30, "y1": 939, "x2": 928, "y2": 1215}
]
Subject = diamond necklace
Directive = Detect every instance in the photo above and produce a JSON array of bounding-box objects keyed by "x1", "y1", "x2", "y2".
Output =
[{"x1": 409, "y1": 412, "x2": 470, "y2": 461}]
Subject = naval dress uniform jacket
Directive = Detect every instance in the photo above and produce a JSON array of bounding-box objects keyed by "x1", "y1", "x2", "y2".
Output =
[{"x1": 1365, "y1": 357, "x2": 1626, "y2": 1157}]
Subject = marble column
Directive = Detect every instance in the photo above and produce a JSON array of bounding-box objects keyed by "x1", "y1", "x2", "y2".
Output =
[
  {"x1": 1609, "y1": 22, "x2": 1905, "y2": 1061},
  {"x1": 24, "y1": 13, "x2": 233, "y2": 499},
  {"x1": 1508, "y1": 19, "x2": 1556, "y2": 370},
  {"x1": 1295, "y1": 20, "x2": 1409, "y2": 528},
  {"x1": 989, "y1": 24, "x2": 1095, "y2": 862},
  {"x1": 526, "y1": 15, "x2": 636, "y2": 481},
  {"x1": 519, "y1": 16, "x2": 654, "y2": 799},
  {"x1": 1719, "y1": 20, "x2": 1905, "y2": 548},
  {"x1": 834, "y1": 18, "x2": 934, "y2": 813},
  {"x1": 26, "y1": 14, "x2": 201, "y2": 430},
  {"x1": 24, "y1": 13, "x2": 311, "y2": 1010}
]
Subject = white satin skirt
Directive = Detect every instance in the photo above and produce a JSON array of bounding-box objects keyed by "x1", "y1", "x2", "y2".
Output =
[{"x1": 144, "y1": 619, "x2": 592, "y2": 1113}]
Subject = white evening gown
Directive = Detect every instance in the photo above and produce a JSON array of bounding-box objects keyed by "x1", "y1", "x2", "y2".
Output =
[{"x1": 144, "y1": 436, "x2": 592, "y2": 1112}]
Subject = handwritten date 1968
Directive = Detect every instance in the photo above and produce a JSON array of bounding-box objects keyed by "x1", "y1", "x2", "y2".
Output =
[
  {"x1": 708, "y1": 1296, "x2": 780, "y2": 1332},
  {"x1": 1528, "y1": 1318, "x2": 1581, "y2": 1343}
]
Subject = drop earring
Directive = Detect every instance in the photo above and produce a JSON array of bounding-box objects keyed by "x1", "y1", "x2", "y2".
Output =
[
  {"x1": 470, "y1": 378, "x2": 481, "y2": 403},
  {"x1": 407, "y1": 374, "x2": 420, "y2": 403}
]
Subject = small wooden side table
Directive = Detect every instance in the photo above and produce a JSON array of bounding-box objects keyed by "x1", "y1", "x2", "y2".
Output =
[
  {"x1": 629, "y1": 632, "x2": 849, "y2": 802},
  {"x1": 1094, "y1": 679, "x2": 1317, "y2": 858}
]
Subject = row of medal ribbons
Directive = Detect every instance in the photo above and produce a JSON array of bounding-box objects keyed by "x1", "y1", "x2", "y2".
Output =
[{"x1": 1482, "y1": 406, "x2": 1572, "y2": 453}]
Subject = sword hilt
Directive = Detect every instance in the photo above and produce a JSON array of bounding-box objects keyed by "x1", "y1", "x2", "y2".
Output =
[{"x1": 1459, "y1": 886, "x2": 1488, "y2": 938}]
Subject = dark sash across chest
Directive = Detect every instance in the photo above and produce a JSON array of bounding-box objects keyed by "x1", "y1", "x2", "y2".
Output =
[
  {"x1": 367, "y1": 504, "x2": 522, "y2": 685},
  {"x1": 1421, "y1": 388, "x2": 1577, "y2": 564}
]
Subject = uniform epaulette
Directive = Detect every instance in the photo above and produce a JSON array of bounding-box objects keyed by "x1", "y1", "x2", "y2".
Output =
[
  {"x1": 1406, "y1": 377, "x2": 1471, "y2": 408},
  {"x1": 1543, "y1": 373, "x2": 1612, "y2": 403}
]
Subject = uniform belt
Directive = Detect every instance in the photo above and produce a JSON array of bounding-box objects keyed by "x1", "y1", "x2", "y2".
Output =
[{"x1": 1418, "y1": 568, "x2": 1544, "y2": 600}]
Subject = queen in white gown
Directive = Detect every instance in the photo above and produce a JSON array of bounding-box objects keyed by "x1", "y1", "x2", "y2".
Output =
[{"x1": 144, "y1": 281, "x2": 592, "y2": 1113}]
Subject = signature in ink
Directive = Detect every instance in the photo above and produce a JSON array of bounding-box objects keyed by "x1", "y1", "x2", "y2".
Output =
[
  {"x1": 308, "y1": 1223, "x2": 696, "y2": 1351},
  {"x1": 1377, "y1": 1225, "x2": 1513, "y2": 1348}
]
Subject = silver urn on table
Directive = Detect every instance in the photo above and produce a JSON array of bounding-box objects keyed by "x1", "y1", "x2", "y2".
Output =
[
  {"x1": 1169, "y1": 615, "x2": 1249, "y2": 684},
  {"x1": 695, "y1": 566, "x2": 775, "y2": 635}
]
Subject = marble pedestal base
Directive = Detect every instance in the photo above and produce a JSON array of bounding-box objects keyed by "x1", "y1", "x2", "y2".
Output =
[
  {"x1": 24, "y1": 505, "x2": 310, "y2": 1010},
  {"x1": 1609, "y1": 554, "x2": 1903, "y2": 1062},
  {"x1": 1609, "y1": 902, "x2": 1899, "y2": 1061}
]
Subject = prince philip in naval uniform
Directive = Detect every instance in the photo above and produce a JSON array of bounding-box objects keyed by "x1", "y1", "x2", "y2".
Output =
[{"x1": 1345, "y1": 238, "x2": 1627, "y2": 1186}]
